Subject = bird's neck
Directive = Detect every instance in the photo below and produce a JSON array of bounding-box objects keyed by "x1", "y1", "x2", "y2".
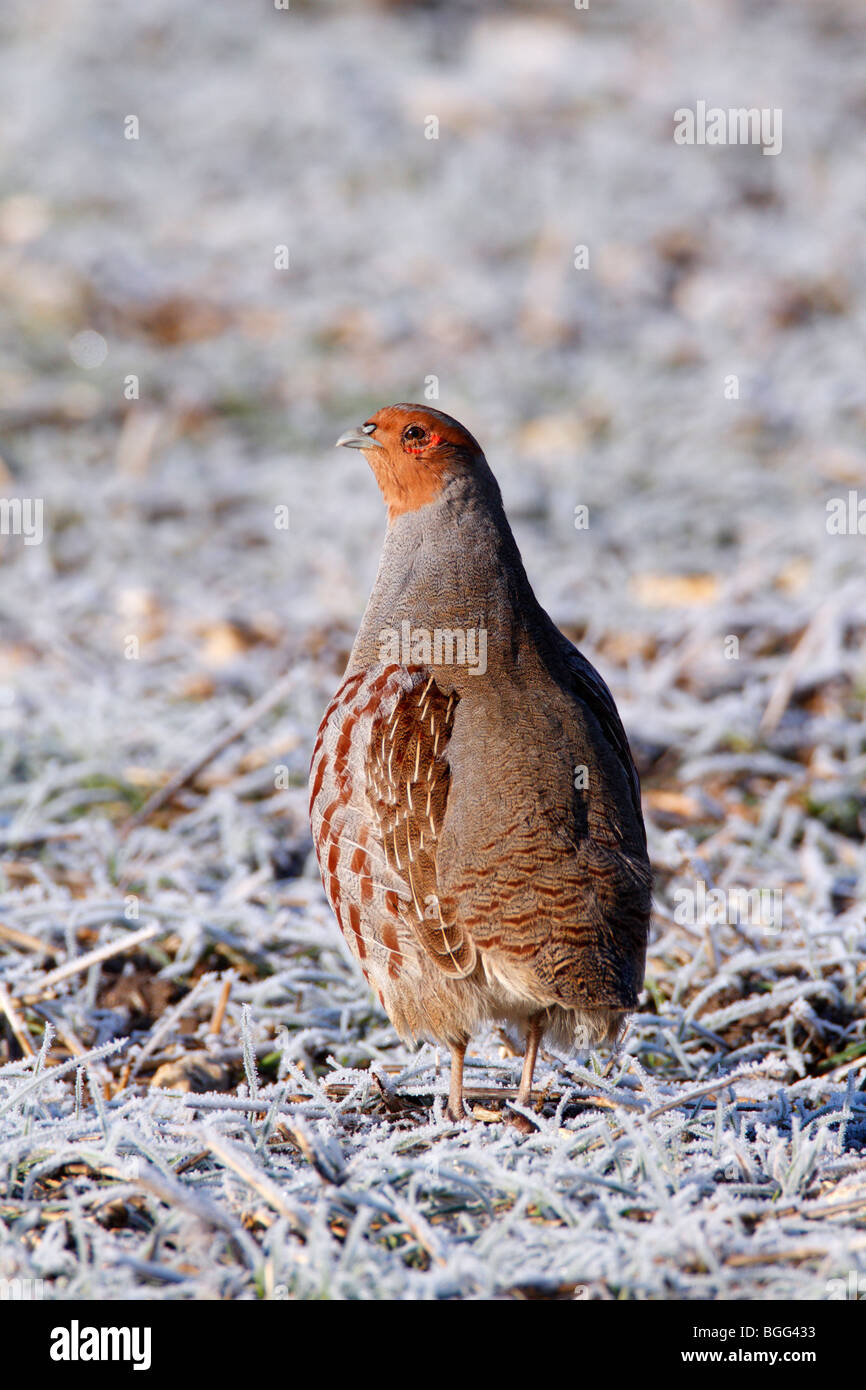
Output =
[{"x1": 349, "y1": 476, "x2": 541, "y2": 687}]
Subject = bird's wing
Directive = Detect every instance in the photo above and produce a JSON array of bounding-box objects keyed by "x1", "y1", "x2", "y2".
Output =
[
  {"x1": 365, "y1": 669, "x2": 475, "y2": 978},
  {"x1": 564, "y1": 644, "x2": 646, "y2": 845}
]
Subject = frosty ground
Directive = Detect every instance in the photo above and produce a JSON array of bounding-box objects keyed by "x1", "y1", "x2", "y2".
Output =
[{"x1": 0, "y1": 0, "x2": 864, "y2": 1299}]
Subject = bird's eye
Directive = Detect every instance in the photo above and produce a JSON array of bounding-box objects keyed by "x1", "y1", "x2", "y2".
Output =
[{"x1": 403, "y1": 424, "x2": 427, "y2": 443}]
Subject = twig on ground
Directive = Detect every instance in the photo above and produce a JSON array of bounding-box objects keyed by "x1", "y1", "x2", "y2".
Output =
[
  {"x1": 0, "y1": 982, "x2": 35, "y2": 1056},
  {"x1": 119, "y1": 669, "x2": 296, "y2": 835},
  {"x1": 19, "y1": 924, "x2": 160, "y2": 1003},
  {"x1": 0, "y1": 923, "x2": 63, "y2": 959},
  {"x1": 203, "y1": 1129, "x2": 309, "y2": 1235}
]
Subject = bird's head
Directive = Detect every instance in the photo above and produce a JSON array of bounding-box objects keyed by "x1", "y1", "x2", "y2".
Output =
[{"x1": 336, "y1": 404, "x2": 485, "y2": 523}]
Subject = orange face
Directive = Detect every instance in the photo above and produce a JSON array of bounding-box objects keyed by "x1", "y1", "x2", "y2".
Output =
[{"x1": 336, "y1": 404, "x2": 482, "y2": 522}]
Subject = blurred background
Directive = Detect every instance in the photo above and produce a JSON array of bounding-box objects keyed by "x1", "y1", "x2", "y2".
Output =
[{"x1": 1, "y1": 0, "x2": 865, "y2": 772}]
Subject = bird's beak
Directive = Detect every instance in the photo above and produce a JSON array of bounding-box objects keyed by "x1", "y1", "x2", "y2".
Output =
[{"x1": 335, "y1": 427, "x2": 384, "y2": 450}]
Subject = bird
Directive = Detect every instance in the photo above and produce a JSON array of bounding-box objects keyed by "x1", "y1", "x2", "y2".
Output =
[{"x1": 309, "y1": 404, "x2": 651, "y2": 1122}]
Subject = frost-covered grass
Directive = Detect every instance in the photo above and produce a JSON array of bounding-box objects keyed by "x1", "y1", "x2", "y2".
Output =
[
  {"x1": 0, "y1": 0, "x2": 864, "y2": 1300},
  {"x1": 1, "y1": 861, "x2": 864, "y2": 1300}
]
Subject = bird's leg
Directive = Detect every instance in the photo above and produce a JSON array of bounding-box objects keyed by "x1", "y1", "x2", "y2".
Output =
[
  {"x1": 445, "y1": 1035, "x2": 469, "y2": 1121},
  {"x1": 515, "y1": 1013, "x2": 545, "y2": 1108}
]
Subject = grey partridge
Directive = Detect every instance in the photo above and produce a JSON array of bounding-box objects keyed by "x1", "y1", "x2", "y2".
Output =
[{"x1": 309, "y1": 405, "x2": 651, "y2": 1120}]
